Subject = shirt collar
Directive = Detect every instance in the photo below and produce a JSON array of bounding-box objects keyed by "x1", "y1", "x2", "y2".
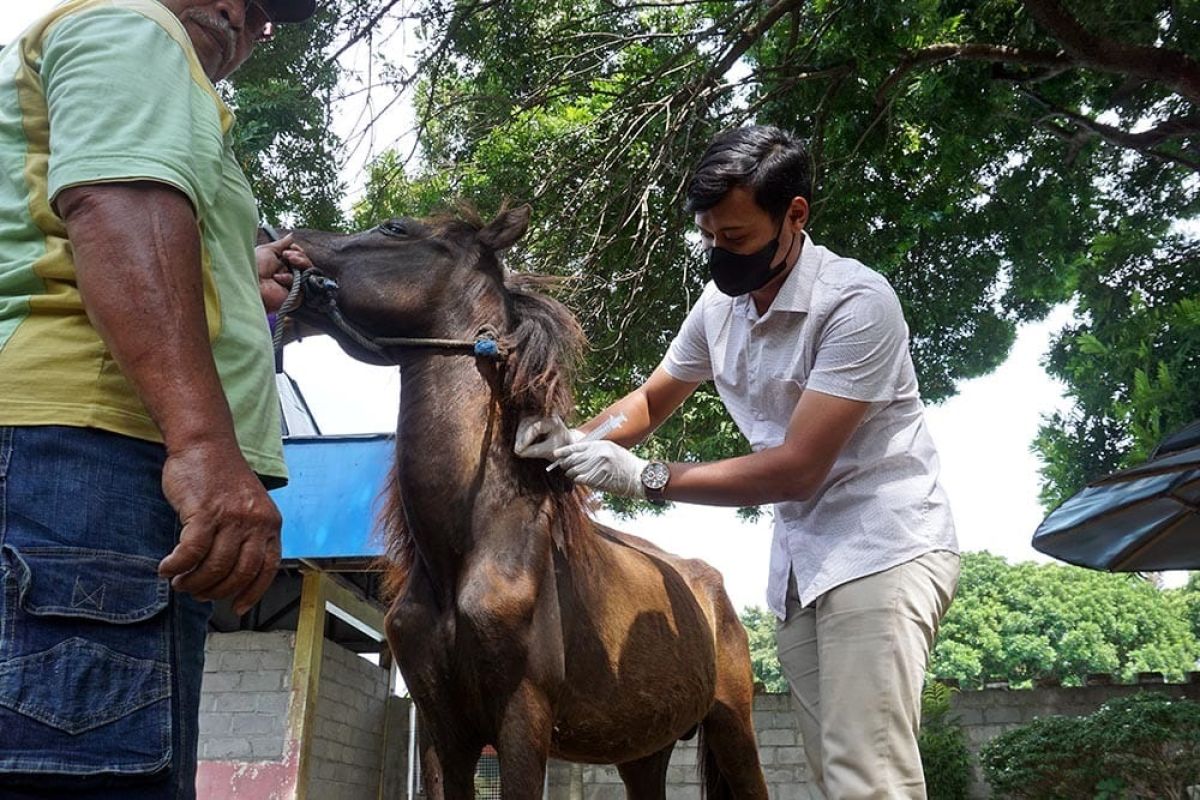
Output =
[{"x1": 734, "y1": 231, "x2": 820, "y2": 318}]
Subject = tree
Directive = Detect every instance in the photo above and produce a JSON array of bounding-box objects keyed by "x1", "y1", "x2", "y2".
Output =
[
  {"x1": 1183, "y1": 572, "x2": 1200, "y2": 643},
  {"x1": 1035, "y1": 245, "x2": 1200, "y2": 509},
  {"x1": 223, "y1": 0, "x2": 387, "y2": 230},
  {"x1": 931, "y1": 553, "x2": 1199, "y2": 688},
  {"x1": 223, "y1": 0, "x2": 1199, "y2": 501},
  {"x1": 739, "y1": 553, "x2": 1200, "y2": 691},
  {"x1": 335, "y1": 0, "x2": 1198, "y2": 490},
  {"x1": 739, "y1": 605, "x2": 788, "y2": 693}
]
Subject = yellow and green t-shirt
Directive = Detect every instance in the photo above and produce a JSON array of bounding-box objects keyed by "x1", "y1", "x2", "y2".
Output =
[{"x1": 0, "y1": 0, "x2": 286, "y2": 484}]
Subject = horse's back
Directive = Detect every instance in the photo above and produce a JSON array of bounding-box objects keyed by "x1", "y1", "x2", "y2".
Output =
[{"x1": 588, "y1": 522, "x2": 734, "y2": 618}]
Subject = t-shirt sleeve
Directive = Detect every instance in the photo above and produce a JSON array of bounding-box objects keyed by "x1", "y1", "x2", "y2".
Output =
[
  {"x1": 41, "y1": 7, "x2": 224, "y2": 210},
  {"x1": 662, "y1": 293, "x2": 714, "y2": 383},
  {"x1": 805, "y1": 279, "x2": 910, "y2": 402}
]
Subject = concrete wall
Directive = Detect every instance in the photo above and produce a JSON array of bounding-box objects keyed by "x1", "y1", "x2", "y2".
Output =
[
  {"x1": 951, "y1": 676, "x2": 1200, "y2": 797},
  {"x1": 307, "y1": 640, "x2": 394, "y2": 799},
  {"x1": 197, "y1": 631, "x2": 406, "y2": 800},
  {"x1": 196, "y1": 631, "x2": 301, "y2": 799},
  {"x1": 199, "y1": 631, "x2": 296, "y2": 761},
  {"x1": 195, "y1": 630, "x2": 1199, "y2": 800},
  {"x1": 537, "y1": 679, "x2": 1200, "y2": 800}
]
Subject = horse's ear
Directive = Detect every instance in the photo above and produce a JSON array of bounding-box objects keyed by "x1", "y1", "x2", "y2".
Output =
[{"x1": 479, "y1": 204, "x2": 531, "y2": 251}]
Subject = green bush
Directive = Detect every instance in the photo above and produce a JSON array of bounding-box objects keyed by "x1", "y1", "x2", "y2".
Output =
[
  {"x1": 981, "y1": 692, "x2": 1200, "y2": 799},
  {"x1": 980, "y1": 714, "x2": 1097, "y2": 799},
  {"x1": 919, "y1": 682, "x2": 972, "y2": 800}
]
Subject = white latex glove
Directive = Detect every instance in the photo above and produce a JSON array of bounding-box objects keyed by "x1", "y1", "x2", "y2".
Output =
[
  {"x1": 550, "y1": 440, "x2": 648, "y2": 499},
  {"x1": 514, "y1": 415, "x2": 583, "y2": 460}
]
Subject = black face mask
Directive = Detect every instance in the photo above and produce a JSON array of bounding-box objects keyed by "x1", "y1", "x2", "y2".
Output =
[{"x1": 707, "y1": 219, "x2": 790, "y2": 297}]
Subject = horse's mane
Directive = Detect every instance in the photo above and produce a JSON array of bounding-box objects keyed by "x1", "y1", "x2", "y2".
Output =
[{"x1": 379, "y1": 206, "x2": 593, "y2": 598}]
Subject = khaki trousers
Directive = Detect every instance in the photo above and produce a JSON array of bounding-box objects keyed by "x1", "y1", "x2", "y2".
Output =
[{"x1": 776, "y1": 550, "x2": 960, "y2": 800}]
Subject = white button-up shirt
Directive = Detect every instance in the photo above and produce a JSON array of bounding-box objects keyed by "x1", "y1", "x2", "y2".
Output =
[{"x1": 663, "y1": 234, "x2": 958, "y2": 616}]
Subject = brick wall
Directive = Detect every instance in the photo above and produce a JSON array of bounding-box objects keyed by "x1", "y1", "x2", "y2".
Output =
[
  {"x1": 540, "y1": 693, "x2": 817, "y2": 800},
  {"x1": 199, "y1": 631, "x2": 296, "y2": 762},
  {"x1": 196, "y1": 630, "x2": 1198, "y2": 799},
  {"x1": 538, "y1": 679, "x2": 1200, "y2": 799},
  {"x1": 951, "y1": 676, "x2": 1200, "y2": 797},
  {"x1": 307, "y1": 640, "x2": 393, "y2": 799}
]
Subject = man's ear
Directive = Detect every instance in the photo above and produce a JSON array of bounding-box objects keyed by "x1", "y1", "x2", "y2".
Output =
[
  {"x1": 479, "y1": 204, "x2": 532, "y2": 251},
  {"x1": 789, "y1": 196, "x2": 809, "y2": 229}
]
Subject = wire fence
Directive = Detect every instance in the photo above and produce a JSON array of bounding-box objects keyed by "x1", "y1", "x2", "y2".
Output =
[
  {"x1": 412, "y1": 744, "x2": 522, "y2": 799},
  {"x1": 474, "y1": 748, "x2": 502, "y2": 799}
]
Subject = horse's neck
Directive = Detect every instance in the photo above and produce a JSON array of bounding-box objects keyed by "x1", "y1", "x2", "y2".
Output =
[{"x1": 394, "y1": 354, "x2": 523, "y2": 581}]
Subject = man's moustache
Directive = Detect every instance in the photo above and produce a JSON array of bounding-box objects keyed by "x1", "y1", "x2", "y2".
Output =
[{"x1": 183, "y1": 11, "x2": 236, "y2": 65}]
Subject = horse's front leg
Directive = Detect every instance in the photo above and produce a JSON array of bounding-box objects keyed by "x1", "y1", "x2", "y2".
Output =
[
  {"x1": 421, "y1": 735, "x2": 482, "y2": 800},
  {"x1": 496, "y1": 681, "x2": 554, "y2": 800}
]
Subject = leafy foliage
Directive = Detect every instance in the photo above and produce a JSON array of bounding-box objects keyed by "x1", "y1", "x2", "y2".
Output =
[
  {"x1": 223, "y1": 0, "x2": 383, "y2": 229},
  {"x1": 981, "y1": 713, "x2": 1099, "y2": 799},
  {"x1": 739, "y1": 553, "x2": 1200, "y2": 692},
  {"x1": 981, "y1": 693, "x2": 1200, "y2": 799},
  {"x1": 1035, "y1": 233, "x2": 1200, "y2": 509},
  {"x1": 931, "y1": 553, "x2": 1200, "y2": 688},
  {"x1": 918, "y1": 681, "x2": 973, "y2": 800},
  {"x1": 739, "y1": 606, "x2": 787, "y2": 694},
  {"x1": 227, "y1": 0, "x2": 1200, "y2": 501}
]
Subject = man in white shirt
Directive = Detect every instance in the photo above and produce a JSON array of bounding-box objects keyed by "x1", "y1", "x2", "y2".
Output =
[{"x1": 515, "y1": 125, "x2": 959, "y2": 799}]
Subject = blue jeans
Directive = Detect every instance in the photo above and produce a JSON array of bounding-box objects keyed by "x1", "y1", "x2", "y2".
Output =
[{"x1": 0, "y1": 426, "x2": 211, "y2": 799}]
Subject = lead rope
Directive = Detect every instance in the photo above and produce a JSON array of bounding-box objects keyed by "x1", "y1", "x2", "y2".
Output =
[
  {"x1": 272, "y1": 265, "x2": 307, "y2": 354},
  {"x1": 271, "y1": 263, "x2": 506, "y2": 362},
  {"x1": 260, "y1": 223, "x2": 506, "y2": 362}
]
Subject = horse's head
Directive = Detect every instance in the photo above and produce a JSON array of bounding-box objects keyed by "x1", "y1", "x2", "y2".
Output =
[
  {"x1": 290, "y1": 205, "x2": 583, "y2": 421},
  {"x1": 290, "y1": 205, "x2": 533, "y2": 366}
]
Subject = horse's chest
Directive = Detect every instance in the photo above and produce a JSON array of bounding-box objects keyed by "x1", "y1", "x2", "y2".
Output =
[{"x1": 390, "y1": 582, "x2": 555, "y2": 695}]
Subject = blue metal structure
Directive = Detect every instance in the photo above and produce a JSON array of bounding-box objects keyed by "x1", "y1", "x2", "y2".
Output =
[{"x1": 271, "y1": 434, "x2": 394, "y2": 559}]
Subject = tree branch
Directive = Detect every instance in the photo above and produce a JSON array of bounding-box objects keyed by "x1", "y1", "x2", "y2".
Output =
[
  {"x1": 875, "y1": 43, "x2": 1071, "y2": 108},
  {"x1": 706, "y1": 0, "x2": 809, "y2": 82},
  {"x1": 1021, "y1": 0, "x2": 1200, "y2": 103},
  {"x1": 1021, "y1": 89, "x2": 1200, "y2": 171},
  {"x1": 326, "y1": 0, "x2": 406, "y2": 66}
]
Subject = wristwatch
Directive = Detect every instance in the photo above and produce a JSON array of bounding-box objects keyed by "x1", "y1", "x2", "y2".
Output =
[{"x1": 640, "y1": 460, "x2": 671, "y2": 501}]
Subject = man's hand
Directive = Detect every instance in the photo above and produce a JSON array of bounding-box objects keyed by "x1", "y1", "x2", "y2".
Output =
[
  {"x1": 514, "y1": 415, "x2": 583, "y2": 460},
  {"x1": 550, "y1": 440, "x2": 648, "y2": 498},
  {"x1": 157, "y1": 441, "x2": 282, "y2": 616},
  {"x1": 257, "y1": 233, "x2": 311, "y2": 313}
]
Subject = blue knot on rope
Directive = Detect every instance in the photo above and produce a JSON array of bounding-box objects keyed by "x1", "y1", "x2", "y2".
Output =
[{"x1": 474, "y1": 337, "x2": 501, "y2": 358}]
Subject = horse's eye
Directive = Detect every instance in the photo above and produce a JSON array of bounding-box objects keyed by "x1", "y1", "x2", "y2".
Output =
[{"x1": 379, "y1": 220, "x2": 408, "y2": 238}]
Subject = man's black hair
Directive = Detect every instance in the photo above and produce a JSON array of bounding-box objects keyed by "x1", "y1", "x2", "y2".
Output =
[{"x1": 685, "y1": 126, "x2": 812, "y2": 219}]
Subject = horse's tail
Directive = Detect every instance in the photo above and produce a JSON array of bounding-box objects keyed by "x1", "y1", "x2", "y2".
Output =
[{"x1": 697, "y1": 723, "x2": 735, "y2": 800}]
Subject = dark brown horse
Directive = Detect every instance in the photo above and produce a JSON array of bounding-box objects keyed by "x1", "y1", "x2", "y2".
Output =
[{"x1": 290, "y1": 206, "x2": 767, "y2": 800}]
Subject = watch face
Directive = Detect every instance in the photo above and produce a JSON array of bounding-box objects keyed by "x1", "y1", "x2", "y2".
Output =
[{"x1": 642, "y1": 461, "x2": 670, "y2": 491}]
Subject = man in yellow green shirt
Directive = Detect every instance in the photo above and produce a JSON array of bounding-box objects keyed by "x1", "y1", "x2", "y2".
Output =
[{"x1": 0, "y1": 0, "x2": 316, "y2": 795}]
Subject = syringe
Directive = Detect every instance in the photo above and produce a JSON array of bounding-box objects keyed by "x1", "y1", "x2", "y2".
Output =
[{"x1": 546, "y1": 412, "x2": 627, "y2": 472}]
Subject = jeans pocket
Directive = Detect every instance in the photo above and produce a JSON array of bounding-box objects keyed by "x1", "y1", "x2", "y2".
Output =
[{"x1": 0, "y1": 544, "x2": 171, "y2": 775}]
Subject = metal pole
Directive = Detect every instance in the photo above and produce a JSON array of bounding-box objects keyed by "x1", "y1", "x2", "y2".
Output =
[{"x1": 407, "y1": 700, "x2": 418, "y2": 798}]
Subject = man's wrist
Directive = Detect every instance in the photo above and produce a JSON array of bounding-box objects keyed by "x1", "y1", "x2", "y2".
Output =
[{"x1": 640, "y1": 459, "x2": 671, "y2": 504}]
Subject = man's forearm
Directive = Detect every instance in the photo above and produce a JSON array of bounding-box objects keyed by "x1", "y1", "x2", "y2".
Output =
[
  {"x1": 58, "y1": 182, "x2": 242, "y2": 455},
  {"x1": 579, "y1": 391, "x2": 655, "y2": 446},
  {"x1": 661, "y1": 443, "x2": 826, "y2": 507},
  {"x1": 579, "y1": 366, "x2": 699, "y2": 447}
]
